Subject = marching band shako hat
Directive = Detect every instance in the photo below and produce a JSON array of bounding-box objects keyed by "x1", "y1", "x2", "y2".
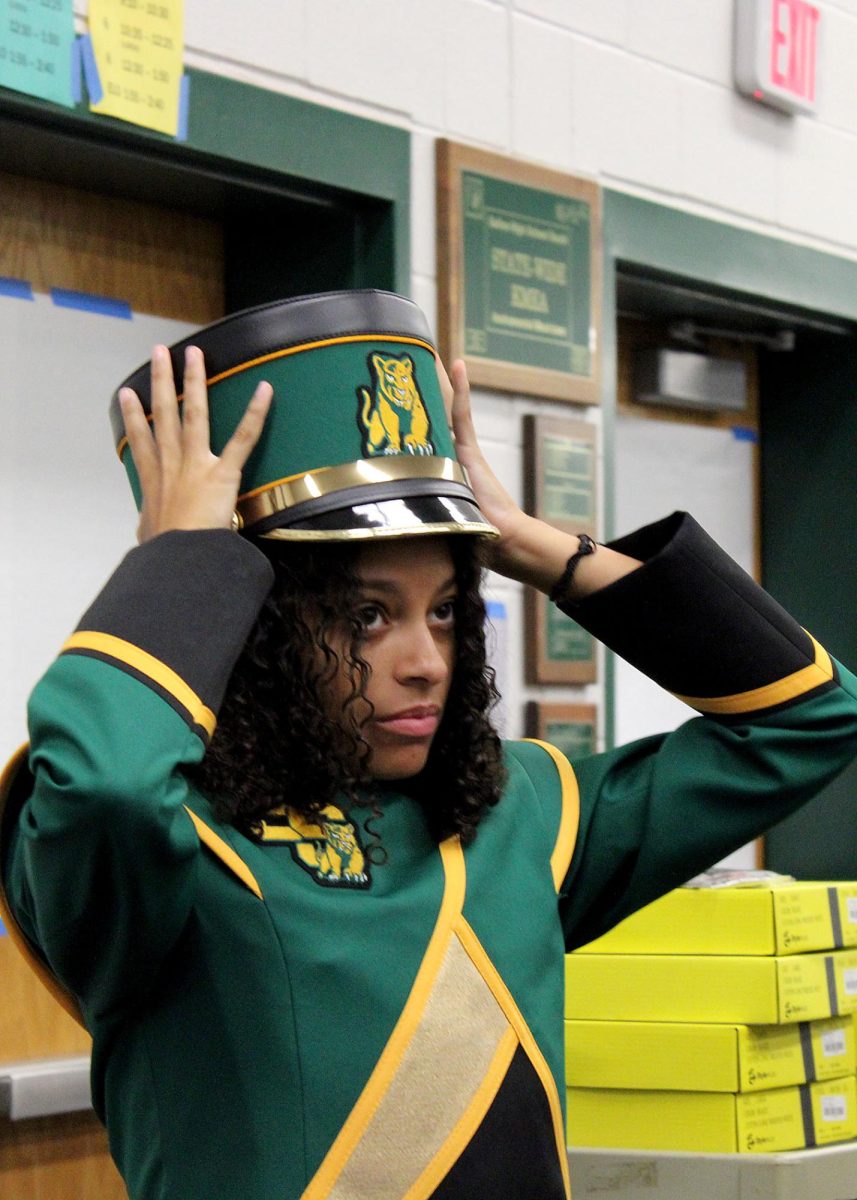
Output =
[{"x1": 109, "y1": 290, "x2": 498, "y2": 542}]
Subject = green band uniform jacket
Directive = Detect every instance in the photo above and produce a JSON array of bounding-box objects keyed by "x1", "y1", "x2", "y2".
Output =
[{"x1": 2, "y1": 512, "x2": 857, "y2": 1200}]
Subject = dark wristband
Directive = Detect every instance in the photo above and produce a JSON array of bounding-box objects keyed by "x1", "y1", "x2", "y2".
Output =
[{"x1": 549, "y1": 533, "x2": 597, "y2": 604}]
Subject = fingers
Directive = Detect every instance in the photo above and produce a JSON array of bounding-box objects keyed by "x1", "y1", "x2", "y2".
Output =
[
  {"x1": 219, "y1": 381, "x2": 274, "y2": 471},
  {"x1": 149, "y1": 344, "x2": 182, "y2": 468},
  {"x1": 119, "y1": 387, "x2": 158, "y2": 490},
  {"x1": 449, "y1": 359, "x2": 478, "y2": 446},
  {"x1": 434, "y1": 355, "x2": 476, "y2": 442},
  {"x1": 119, "y1": 342, "x2": 271, "y2": 538},
  {"x1": 180, "y1": 345, "x2": 210, "y2": 453},
  {"x1": 434, "y1": 354, "x2": 454, "y2": 426}
]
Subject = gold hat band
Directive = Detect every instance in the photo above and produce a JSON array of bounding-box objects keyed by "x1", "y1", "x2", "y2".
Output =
[
  {"x1": 235, "y1": 457, "x2": 471, "y2": 530},
  {"x1": 259, "y1": 519, "x2": 496, "y2": 543}
]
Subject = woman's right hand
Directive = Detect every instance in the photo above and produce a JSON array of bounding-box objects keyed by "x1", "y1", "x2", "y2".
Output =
[
  {"x1": 437, "y1": 354, "x2": 641, "y2": 599},
  {"x1": 119, "y1": 344, "x2": 272, "y2": 543}
]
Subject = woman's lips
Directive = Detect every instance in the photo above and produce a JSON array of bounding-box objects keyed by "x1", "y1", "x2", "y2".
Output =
[{"x1": 373, "y1": 708, "x2": 441, "y2": 738}]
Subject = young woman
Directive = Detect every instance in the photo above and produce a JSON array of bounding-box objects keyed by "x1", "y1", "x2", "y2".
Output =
[{"x1": 2, "y1": 291, "x2": 856, "y2": 1200}]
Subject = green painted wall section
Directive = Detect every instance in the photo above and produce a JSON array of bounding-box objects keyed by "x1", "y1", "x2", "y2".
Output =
[
  {"x1": 183, "y1": 71, "x2": 407, "y2": 204},
  {"x1": 604, "y1": 191, "x2": 857, "y2": 323}
]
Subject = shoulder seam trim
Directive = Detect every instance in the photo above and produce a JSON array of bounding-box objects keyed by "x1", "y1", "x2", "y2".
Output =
[{"x1": 519, "y1": 739, "x2": 581, "y2": 892}]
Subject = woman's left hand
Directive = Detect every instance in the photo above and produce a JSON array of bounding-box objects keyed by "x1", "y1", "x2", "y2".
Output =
[
  {"x1": 437, "y1": 356, "x2": 642, "y2": 597},
  {"x1": 436, "y1": 356, "x2": 535, "y2": 580}
]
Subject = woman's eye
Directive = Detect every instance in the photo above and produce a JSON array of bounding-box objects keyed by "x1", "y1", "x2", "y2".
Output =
[
  {"x1": 433, "y1": 600, "x2": 457, "y2": 625},
  {"x1": 357, "y1": 604, "x2": 385, "y2": 632}
]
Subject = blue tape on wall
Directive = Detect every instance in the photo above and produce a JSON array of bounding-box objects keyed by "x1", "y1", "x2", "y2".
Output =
[
  {"x1": 78, "y1": 33, "x2": 103, "y2": 105},
  {"x1": 0, "y1": 277, "x2": 35, "y2": 301},
  {"x1": 70, "y1": 36, "x2": 83, "y2": 106},
  {"x1": 51, "y1": 289, "x2": 132, "y2": 320},
  {"x1": 732, "y1": 426, "x2": 759, "y2": 443},
  {"x1": 176, "y1": 73, "x2": 190, "y2": 142}
]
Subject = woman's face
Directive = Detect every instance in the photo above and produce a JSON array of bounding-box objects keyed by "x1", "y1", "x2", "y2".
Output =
[{"x1": 327, "y1": 536, "x2": 457, "y2": 781}]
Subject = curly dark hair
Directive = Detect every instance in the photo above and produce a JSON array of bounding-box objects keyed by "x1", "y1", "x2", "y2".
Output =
[{"x1": 192, "y1": 535, "x2": 506, "y2": 849}]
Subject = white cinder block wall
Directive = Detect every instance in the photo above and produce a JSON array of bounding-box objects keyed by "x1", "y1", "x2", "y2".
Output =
[{"x1": 81, "y1": 0, "x2": 857, "y2": 744}]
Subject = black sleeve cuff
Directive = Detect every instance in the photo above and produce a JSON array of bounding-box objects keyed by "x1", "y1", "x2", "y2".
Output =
[
  {"x1": 563, "y1": 512, "x2": 836, "y2": 718},
  {"x1": 63, "y1": 531, "x2": 274, "y2": 734}
]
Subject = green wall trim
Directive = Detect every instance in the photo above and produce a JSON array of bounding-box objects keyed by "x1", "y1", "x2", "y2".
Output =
[
  {"x1": 604, "y1": 189, "x2": 857, "y2": 323},
  {"x1": 185, "y1": 70, "x2": 408, "y2": 204},
  {"x1": 0, "y1": 68, "x2": 411, "y2": 292}
]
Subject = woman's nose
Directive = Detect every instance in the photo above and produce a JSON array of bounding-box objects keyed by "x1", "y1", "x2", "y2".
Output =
[{"x1": 396, "y1": 624, "x2": 450, "y2": 684}]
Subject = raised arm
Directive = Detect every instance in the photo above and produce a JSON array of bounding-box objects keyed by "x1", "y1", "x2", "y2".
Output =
[
  {"x1": 1, "y1": 348, "x2": 274, "y2": 1025},
  {"x1": 437, "y1": 357, "x2": 857, "y2": 950}
]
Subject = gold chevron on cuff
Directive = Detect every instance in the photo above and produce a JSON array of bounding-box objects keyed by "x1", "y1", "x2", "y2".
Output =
[{"x1": 674, "y1": 634, "x2": 833, "y2": 716}]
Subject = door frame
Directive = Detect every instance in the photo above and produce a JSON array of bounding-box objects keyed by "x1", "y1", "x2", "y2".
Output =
[{"x1": 600, "y1": 190, "x2": 857, "y2": 746}]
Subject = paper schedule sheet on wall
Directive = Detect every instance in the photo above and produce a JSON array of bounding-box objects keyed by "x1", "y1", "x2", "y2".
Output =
[
  {"x1": 88, "y1": 0, "x2": 183, "y2": 136},
  {"x1": 0, "y1": 0, "x2": 75, "y2": 108}
]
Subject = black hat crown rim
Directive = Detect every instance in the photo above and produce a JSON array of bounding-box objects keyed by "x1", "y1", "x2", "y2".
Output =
[{"x1": 108, "y1": 290, "x2": 434, "y2": 447}]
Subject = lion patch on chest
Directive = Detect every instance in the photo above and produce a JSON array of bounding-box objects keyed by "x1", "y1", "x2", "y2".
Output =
[{"x1": 257, "y1": 804, "x2": 370, "y2": 888}]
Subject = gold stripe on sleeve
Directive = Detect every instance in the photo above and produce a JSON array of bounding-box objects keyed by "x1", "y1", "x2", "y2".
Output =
[
  {"x1": 62, "y1": 631, "x2": 217, "y2": 737},
  {"x1": 674, "y1": 634, "x2": 834, "y2": 716},
  {"x1": 183, "y1": 808, "x2": 263, "y2": 900},
  {"x1": 521, "y1": 739, "x2": 581, "y2": 892}
]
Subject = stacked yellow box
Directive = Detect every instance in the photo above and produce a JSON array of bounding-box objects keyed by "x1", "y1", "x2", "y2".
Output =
[{"x1": 565, "y1": 875, "x2": 857, "y2": 1153}]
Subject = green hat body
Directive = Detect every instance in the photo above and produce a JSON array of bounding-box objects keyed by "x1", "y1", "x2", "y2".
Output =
[{"x1": 110, "y1": 290, "x2": 497, "y2": 541}]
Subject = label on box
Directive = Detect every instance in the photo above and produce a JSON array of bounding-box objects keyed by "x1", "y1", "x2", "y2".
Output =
[
  {"x1": 811, "y1": 1077, "x2": 857, "y2": 1145},
  {"x1": 847, "y1": 897, "x2": 857, "y2": 925},
  {"x1": 738, "y1": 1089, "x2": 804, "y2": 1152},
  {"x1": 843, "y1": 968, "x2": 857, "y2": 996},
  {"x1": 821, "y1": 1093, "x2": 847, "y2": 1122},
  {"x1": 821, "y1": 1029, "x2": 847, "y2": 1058},
  {"x1": 775, "y1": 889, "x2": 832, "y2": 953},
  {"x1": 744, "y1": 1024, "x2": 808, "y2": 1090},
  {"x1": 780, "y1": 956, "x2": 830, "y2": 1021}
]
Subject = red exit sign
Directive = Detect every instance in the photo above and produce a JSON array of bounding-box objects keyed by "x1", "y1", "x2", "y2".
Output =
[{"x1": 735, "y1": 0, "x2": 822, "y2": 114}]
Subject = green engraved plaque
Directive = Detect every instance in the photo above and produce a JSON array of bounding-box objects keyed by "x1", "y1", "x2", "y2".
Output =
[
  {"x1": 544, "y1": 719, "x2": 596, "y2": 760},
  {"x1": 545, "y1": 599, "x2": 594, "y2": 664},
  {"x1": 462, "y1": 170, "x2": 592, "y2": 378},
  {"x1": 437, "y1": 141, "x2": 601, "y2": 404}
]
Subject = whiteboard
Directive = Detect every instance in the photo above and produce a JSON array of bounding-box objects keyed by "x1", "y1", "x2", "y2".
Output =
[
  {"x1": 0, "y1": 292, "x2": 197, "y2": 753},
  {"x1": 614, "y1": 413, "x2": 757, "y2": 869}
]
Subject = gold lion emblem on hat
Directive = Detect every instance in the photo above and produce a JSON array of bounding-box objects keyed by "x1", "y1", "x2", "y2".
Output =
[{"x1": 358, "y1": 352, "x2": 434, "y2": 458}]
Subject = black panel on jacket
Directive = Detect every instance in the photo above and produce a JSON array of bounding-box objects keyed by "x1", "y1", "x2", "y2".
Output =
[
  {"x1": 432, "y1": 1044, "x2": 566, "y2": 1199},
  {"x1": 75, "y1": 529, "x2": 274, "y2": 714}
]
